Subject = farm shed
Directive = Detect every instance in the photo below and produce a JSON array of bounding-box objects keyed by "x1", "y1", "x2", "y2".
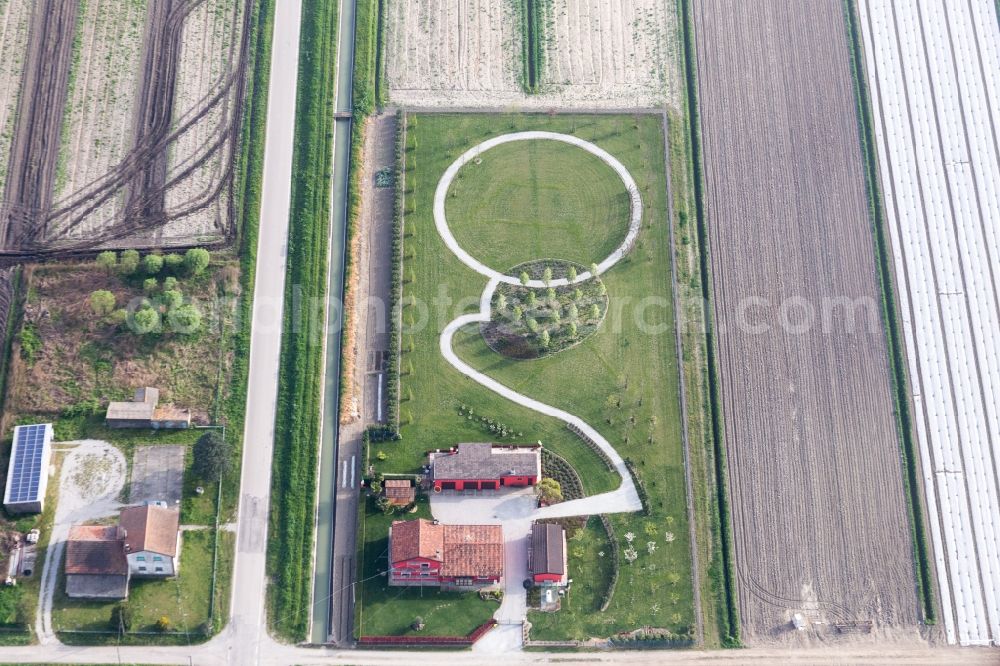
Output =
[
  {"x1": 388, "y1": 519, "x2": 503, "y2": 588},
  {"x1": 3, "y1": 423, "x2": 53, "y2": 514},
  {"x1": 429, "y1": 443, "x2": 540, "y2": 491},
  {"x1": 383, "y1": 479, "x2": 415, "y2": 507},
  {"x1": 65, "y1": 525, "x2": 130, "y2": 599},
  {"x1": 105, "y1": 387, "x2": 191, "y2": 429},
  {"x1": 529, "y1": 523, "x2": 567, "y2": 586}
]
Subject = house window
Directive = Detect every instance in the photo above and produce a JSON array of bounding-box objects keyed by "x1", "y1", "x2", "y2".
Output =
[
  {"x1": 136, "y1": 556, "x2": 146, "y2": 561},
  {"x1": 420, "y1": 572, "x2": 430, "y2": 577},
  {"x1": 155, "y1": 567, "x2": 164, "y2": 572},
  {"x1": 153, "y1": 556, "x2": 163, "y2": 562},
  {"x1": 420, "y1": 562, "x2": 429, "y2": 568},
  {"x1": 139, "y1": 566, "x2": 147, "y2": 572}
]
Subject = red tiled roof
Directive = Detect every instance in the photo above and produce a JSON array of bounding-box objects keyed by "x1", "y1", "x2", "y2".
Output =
[
  {"x1": 120, "y1": 505, "x2": 179, "y2": 557},
  {"x1": 384, "y1": 480, "x2": 415, "y2": 504},
  {"x1": 390, "y1": 519, "x2": 503, "y2": 578},
  {"x1": 65, "y1": 525, "x2": 128, "y2": 575}
]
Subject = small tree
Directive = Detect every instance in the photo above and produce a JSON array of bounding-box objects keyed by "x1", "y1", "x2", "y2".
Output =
[
  {"x1": 568, "y1": 321, "x2": 578, "y2": 338},
  {"x1": 537, "y1": 477, "x2": 563, "y2": 504},
  {"x1": 184, "y1": 248, "x2": 211, "y2": 275},
  {"x1": 542, "y1": 266, "x2": 553, "y2": 286},
  {"x1": 568, "y1": 266, "x2": 578, "y2": 282},
  {"x1": 497, "y1": 292, "x2": 507, "y2": 312},
  {"x1": 590, "y1": 262, "x2": 599, "y2": 278},
  {"x1": 96, "y1": 251, "x2": 117, "y2": 273},
  {"x1": 526, "y1": 291, "x2": 537, "y2": 308},
  {"x1": 546, "y1": 287, "x2": 556, "y2": 305},
  {"x1": 567, "y1": 303, "x2": 579, "y2": 321},
  {"x1": 540, "y1": 329, "x2": 550, "y2": 349},
  {"x1": 411, "y1": 616, "x2": 425, "y2": 631},
  {"x1": 163, "y1": 276, "x2": 178, "y2": 291},
  {"x1": 590, "y1": 304, "x2": 601, "y2": 320},
  {"x1": 161, "y1": 289, "x2": 183, "y2": 311},
  {"x1": 193, "y1": 430, "x2": 230, "y2": 481},
  {"x1": 119, "y1": 249, "x2": 140, "y2": 275},
  {"x1": 142, "y1": 253, "x2": 164, "y2": 275},
  {"x1": 598, "y1": 281, "x2": 607, "y2": 296},
  {"x1": 519, "y1": 271, "x2": 530, "y2": 286},
  {"x1": 109, "y1": 601, "x2": 132, "y2": 635},
  {"x1": 155, "y1": 615, "x2": 172, "y2": 632},
  {"x1": 551, "y1": 310, "x2": 561, "y2": 326},
  {"x1": 109, "y1": 309, "x2": 128, "y2": 327},
  {"x1": 164, "y1": 253, "x2": 184, "y2": 272},
  {"x1": 574, "y1": 288, "x2": 583, "y2": 301},
  {"x1": 511, "y1": 305, "x2": 523, "y2": 323},
  {"x1": 169, "y1": 303, "x2": 202, "y2": 334},
  {"x1": 131, "y1": 307, "x2": 160, "y2": 334},
  {"x1": 143, "y1": 278, "x2": 159, "y2": 294},
  {"x1": 89, "y1": 290, "x2": 116, "y2": 316},
  {"x1": 526, "y1": 318, "x2": 538, "y2": 333}
]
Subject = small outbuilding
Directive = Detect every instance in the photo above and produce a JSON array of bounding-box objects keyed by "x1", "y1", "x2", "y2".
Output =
[
  {"x1": 529, "y1": 522, "x2": 567, "y2": 587},
  {"x1": 382, "y1": 479, "x2": 415, "y2": 507},
  {"x1": 3, "y1": 423, "x2": 53, "y2": 514},
  {"x1": 105, "y1": 387, "x2": 191, "y2": 429},
  {"x1": 65, "y1": 525, "x2": 130, "y2": 599},
  {"x1": 429, "y1": 443, "x2": 541, "y2": 492}
]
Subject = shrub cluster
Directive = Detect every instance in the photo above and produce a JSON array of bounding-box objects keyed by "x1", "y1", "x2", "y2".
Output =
[
  {"x1": 598, "y1": 515, "x2": 620, "y2": 612},
  {"x1": 540, "y1": 449, "x2": 583, "y2": 501}
]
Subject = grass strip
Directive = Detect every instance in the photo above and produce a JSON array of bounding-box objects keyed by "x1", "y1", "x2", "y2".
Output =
[
  {"x1": 842, "y1": 0, "x2": 936, "y2": 624},
  {"x1": 267, "y1": 0, "x2": 338, "y2": 641},
  {"x1": 678, "y1": 0, "x2": 741, "y2": 647}
]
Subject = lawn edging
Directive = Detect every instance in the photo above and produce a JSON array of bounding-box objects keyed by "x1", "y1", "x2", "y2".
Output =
[{"x1": 842, "y1": 0, "x2": 936, "y2": 624}]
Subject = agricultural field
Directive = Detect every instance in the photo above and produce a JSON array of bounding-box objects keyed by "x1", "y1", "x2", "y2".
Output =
[
  {"x1": 51, "y1": 0, "x2": 148, "y2": 238},
  {"x1": 0, "y1": 0, "x2": 33, "y2": 196},
  {"x1": 385, "y1": 112, "x2": 695, "y2": 640},
  {"x1": 163, "y1": 0, "x2": 247, "y2": 240},
  {"x1": 857, "y1": 0, "x2": 1000, "y2": 647},
  {"x1": 0, "y1": 0, "x2": 249, "y2": 252},
  {"x1": 384, "y1": 0, "x2": 680, "y2": 109},
  {"x1": 693, "y1": 0, "x2": 922, "y2": 644}
]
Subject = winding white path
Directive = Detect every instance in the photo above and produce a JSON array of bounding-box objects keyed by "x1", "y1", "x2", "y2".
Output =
[{"x1": 435, "y1": 132, "x2": 644, "y2": 518}]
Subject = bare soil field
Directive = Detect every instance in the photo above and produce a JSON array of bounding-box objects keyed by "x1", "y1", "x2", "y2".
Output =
[
  {"x1": 51, "y1": 0, "x2": 148, "y2": 239},
  {"x1": 694, "y1": 0, "x2": 922, "y2": 645},
  {"x1": 0, "y1": 0, "x2": 33, "y2": 196},
  {"x1": 162, "y1": 0, "x2": 246, "y2": 241},
  {"x1": 385, "y1": 0, "x2": 680, "y2": 109}
]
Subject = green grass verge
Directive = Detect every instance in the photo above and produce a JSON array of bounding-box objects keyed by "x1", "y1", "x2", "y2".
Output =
[
  {"x1": 842, "y1": 0, "x2": 935, "y2": 624},
  {"x1": 398, "y1": 112, "x2": 695, "y2": 639},
  {"x1": 266, "y1": 0, "x2": 338, "y2": 641},
  {"x1": 354, "y1": 494, "x2": 496, "y2": 637},
  {"x1": 677, "y1": 0, "x2": 741, "y2": 647}
]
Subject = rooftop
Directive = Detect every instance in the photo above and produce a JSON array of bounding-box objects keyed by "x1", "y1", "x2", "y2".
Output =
[
  {"x1": 391, "y1": 519, "x2": 504, "y2": 578},
  {"x1": 120, "y1": 504, "x2": 180, "y2": 556},
  {"x1": 3, "y1": 423, "x2": 52, "y2": 505},
  {"x1": 106, "y1": 387, "x2": 159, "y2": 421},
  {"x1": 430, "y1": 443, "x2": 540, "y2": 481},
  {"x1": 530, "y1": 522, "x2": 566, "y2": 576},
  {"x1": 66, "y1": 525, "x2": 128, "y2": 575}
]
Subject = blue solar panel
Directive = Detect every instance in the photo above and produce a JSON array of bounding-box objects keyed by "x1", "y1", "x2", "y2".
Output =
[{"x1": 6, "y1": 424, "x2": 51, "y2": 504}]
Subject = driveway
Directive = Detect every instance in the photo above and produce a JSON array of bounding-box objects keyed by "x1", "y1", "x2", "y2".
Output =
[{"x1": 129, "y1": 445, "x2": 185, "y2": 505}]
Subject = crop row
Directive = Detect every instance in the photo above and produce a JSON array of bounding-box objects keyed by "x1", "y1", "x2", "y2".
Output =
[
  {"x1": 678, "y1": 0, "x2": 740, "y2": 647},
  {"x1": 520, "y1": 0, "x2": 545, "y2": 92},
  {"x1": 842, "y1": 0, "x2": 935, "y2": 624},
  {"x1": 267, "y1": 0, "x2": 339, "y2": 641}
]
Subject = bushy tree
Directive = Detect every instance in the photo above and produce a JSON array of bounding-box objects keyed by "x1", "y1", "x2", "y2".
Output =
[
  {"x1": 163, "y1": 276, "x2": 178, "y2": 291},
  {"x1": 542, "y1": 267, "x2": 553, "y2": 286},
  {"x1": 590, "y1": 262, "x2": 599, "y2": 278},
  {"x1": 96, "y1": 251, "x2": 117, "y2": 273},
  {"x1": 109, "y1": 601, "x2": 132, "y2": 635},
  {"x1": 540, "y1": 329, "x2": 550, "y2": 348},
  {"x1": 519, "y1": 271, "x2": 530, "y2": 286},
  {"x1": 155, "y1": 615, "x2": 171, "y2": 632},
  {"x1": 143, "y1": 278, "x2": 159, "y2": 294},
  {"x1": 526, "y1": 318, "x2": 538, "y2": 333},
  {"x1": 89, "y1": 290, "x2": 116, "y2": 316},
  {"x1": 193, "y1": 430, "x2": 230, "y2": 481},
  {"x1": 511, "y1": 305, "x2": 523, "y2": 323},
  {"x1": 568, "y1": 321, "x2": 578, "y2": 337},
  {"x1": 142, "y1": 253, "x2": 164, "y2": 275},
  {"x1": 169, "y1": 303, "x2": 202, "y2": 334},
  {"x1": 497, "y1": 293, "x2": 507, "y2": 311},
  {"x1": 161, "y1": 289, "x2": 183, "y2": 311},
  {"x1": 164, "y1": 253, "x2": 184, "y2": 272},
  {"x1": 184, "y1": 248, "x2": 211, "y2": 275},
  {"x1": 567, "y1": 303, "x2": 579, "y2": 321},
  {"x1": 598, "y1": 281, "x2": 607, "y2": 296},
  {"x1": 567, "y1": 266, "x2": 578, "y2": 282},
  {"x1": 119, "y1": 249, "x2": 140, "y2": 275},
  {"x1": 537, "y1": 477, "x2": 563, "y2": 504},
  {"x1": 590, "y1": 303, "x2": 601, "y2": 320},
  {"x1": 131, "y1": 307, "x2": 160, "y2": 334},
  {"x1": 109, "y1": 309, "x2": 128, "y2": 327}
]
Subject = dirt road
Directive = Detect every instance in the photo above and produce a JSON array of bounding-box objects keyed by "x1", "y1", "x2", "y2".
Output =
[{"x1": 694, "y1": 0, "x2": 923, "y2": 644}]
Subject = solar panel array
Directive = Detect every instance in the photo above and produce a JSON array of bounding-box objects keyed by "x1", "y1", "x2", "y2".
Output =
[{"x1": 7, "y1": 424, "x2": 49, "y2": 503}]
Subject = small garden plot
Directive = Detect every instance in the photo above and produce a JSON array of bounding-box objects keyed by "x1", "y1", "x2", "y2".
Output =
[{"x1": 482, "y1": 260, "x2": 608, "y2": 360}]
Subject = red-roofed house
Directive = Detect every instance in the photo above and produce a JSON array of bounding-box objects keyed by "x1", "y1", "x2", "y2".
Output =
[
  {"x1": 388, "y1": 518, "x2": 503, "y2": 588},
  {"x1": 429, "y1": 443, "x2": 540, "y2": 492}
]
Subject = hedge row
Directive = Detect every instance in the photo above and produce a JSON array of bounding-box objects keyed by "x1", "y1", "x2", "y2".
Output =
[
  {"x1": 565, "y1": 423, "x2": 614, "y2": 471},
  {"x1": 842, "y1": 0, "x2": 935, "y2": 624},
  {"x1": 267, "y1": 0, "x2": 339, "y2": 641},
  {"x1": 678, "y1": 0, "x2": 741, "y2": 647},
  {"x1": 541, "y1": 448, "x2": 584, "y2": 500},
  {"x1": 358, "y1": 619, "x2": 498, "y2": 646},
  {"x1": 520, "y1": 0, "x2": 545, "y2": 92},
  {"x1": 383, "y1": 111, "x2": 405, "y2": 428},
  {"x1": 598, "y1": 515, "x2": 620, "y2": 612},
  {"x1": 623, "y1": 459, "x2": 650, "y2": 517}
]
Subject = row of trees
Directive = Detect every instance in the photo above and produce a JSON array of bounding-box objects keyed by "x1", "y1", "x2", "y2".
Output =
[{"x1": 95, "y1": 248, "x2": 211, "y2": 278}]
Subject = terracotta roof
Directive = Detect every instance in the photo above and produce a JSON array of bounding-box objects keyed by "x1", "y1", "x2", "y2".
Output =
[
  {"x1": 390, "y1": 519, "x2": 444, "y2": 562},
  {"x1": 384, "y1": 480, "x2": 415, "y2": 504},
  {"x1": 66, "y1": 525, "x2": 128, "y2": 575},
  {"x1": 430, "y1": 443, "x2": 540, "y2": 481},
  {"x1": 530, "y1": 523, "x2": 565, "y2": 576},
  {"x1": 120, "y1": 505, "x2": 179, "y2": 556},
  {"x1": 441, "y1": 524, "x2": 503, "y2": 578},
  {"x1": 391, "y1": 519, "x2": 504, "y2": 578}
]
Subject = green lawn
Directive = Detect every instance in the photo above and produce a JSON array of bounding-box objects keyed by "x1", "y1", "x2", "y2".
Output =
[
  {"x1": 53, "y1": 529, "x2": 219, "y2": 639},
  {"x1": 396, "y1": 113, "x2": 695, "y2": 639},
  {"x1": 446, "y1": 140, "x2": 631, "y2": 272},
  {"x1": 354, "y1": 495, "x2": 496, "y2": 637}
]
